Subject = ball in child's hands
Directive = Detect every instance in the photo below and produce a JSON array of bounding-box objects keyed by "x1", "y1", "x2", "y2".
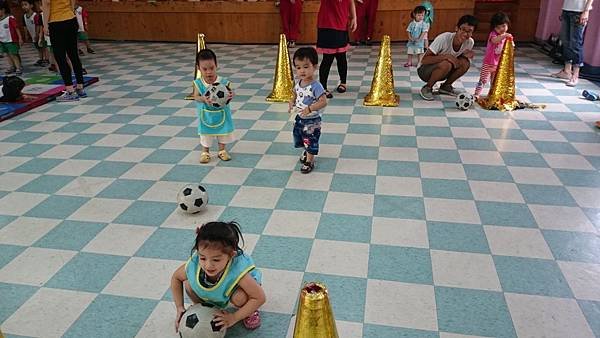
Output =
[
  {"x1": 455, "y1": 93, "x2": 474, "y2": 111},
  {"x1": 204, "y1": 82, "x2": 231, "y2": 109},
  {"x1": 178, "y1": 303, "x2": 226, "y2": 338},
  {"x1": 177, "y1": 184, "x2": 209, "y2": 214}
]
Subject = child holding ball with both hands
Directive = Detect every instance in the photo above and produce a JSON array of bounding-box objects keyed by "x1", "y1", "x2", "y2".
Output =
[
  {"x1": 171, "y1": 221, "x2": 265, "y2": 332},
  {"x1": 193, "y1": 49, "x2": 235, "y2": 164}
]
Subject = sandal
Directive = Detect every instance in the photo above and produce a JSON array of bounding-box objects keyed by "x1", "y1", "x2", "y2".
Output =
[
  {"x1": 299, "y1": 151, "x2": 307, "y2": 164},
  {"x1": 551, "y1": 70, "x2": 571, "y2": 80},
  {"x1": 403, "y1": 62, "x2": 412, "y2": 68},
  {"x1": 325, "y1": 90, "x2": 333, "y2": 99},
  {"x1": 218, "y1": 150, "x2": 231, "y2": 161},
  {"x1": 301, "y1": 161, "x2": 314, "y2": 174},
  {"x1": 336, "y1": 84, "x2": 347, "y2": 93},
  {"x1": 243, "y1": 310, "x2": 261, "y2": 330},
  {"x1": 199, "y1": 152, "x2": 210, "y2": 163}
]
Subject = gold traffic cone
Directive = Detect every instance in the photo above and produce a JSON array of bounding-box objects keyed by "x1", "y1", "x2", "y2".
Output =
[
  {"x1": 364, "y1": 35, "x2": 399, "y2": 107},
  {"x1": 479, "y1": 36, "x2": 519, "y2": 111},
  {"x1": 184, "y1": 33, "x2": 207, "y2": 100},
  {"x1": 266, "y1": 34, "x2": 294, "y2": 102},
  {"x1": 293, "y1": 282, "x2": 338, "y2": 338}
]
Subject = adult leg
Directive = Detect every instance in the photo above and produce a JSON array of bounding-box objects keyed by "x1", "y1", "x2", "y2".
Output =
[
  {"x1": 353, "y1": 1, "x2": 367, "y2": 42},
  {"x1": 567, "y1": 13, "x2": 586, "y2": 86},
  {"x1": 441, "y1": 56, "x2": 470, "y2": 90},
  {"x1": 289, "y1": 0, "x2": 302, "y2": 42},
  {"x1": 280, "y1": 0, "x2": 291, "y2": 41},
  {"x1": 366, "y1": 0, "x2": 379, "y2": 41},
  {"x1": 556, "y1": 11, "x2": 573, "y2": 77},
  {"x1": 334, "y1": 52, "x2": 348, "y2": 91},
  {"x1": 319, "y1": 53, "x2": 335, "y2": 91},
  {"x1": 49, "y1": 20, "x2": 74, "y2": 88},
  {"x1": 63, "y1": 19, "x2": 85, "y2": 88},
  {"x1": 424, "y1": 61, "x2": 453, "y2": 88}
]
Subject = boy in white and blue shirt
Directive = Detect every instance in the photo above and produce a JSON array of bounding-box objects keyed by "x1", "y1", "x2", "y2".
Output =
[{"x1": 289, "y1": 47, "x2": 328, "y2": 174}]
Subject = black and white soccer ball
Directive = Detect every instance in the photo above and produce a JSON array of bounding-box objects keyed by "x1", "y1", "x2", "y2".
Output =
[
  {"x1": 204, "y1": 82, "x2": 231, "y2": 109},
  {"x1": 178, "y1": 303, "x2": 226, "y2": 338},
  {"x1": 455, "y1": 93, "x2": 474, "y2": 110},
  {"x1": 177, "y1": 184, "x2": 208, "y2": 214}
]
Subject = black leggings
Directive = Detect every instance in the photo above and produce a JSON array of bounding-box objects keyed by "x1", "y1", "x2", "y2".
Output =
[
  {"x1": 49, "y1": 18, "x2": 84, "y2": 88},
  {"x1": 319, "y1": 52, "x2": 348, "y2": 91}
]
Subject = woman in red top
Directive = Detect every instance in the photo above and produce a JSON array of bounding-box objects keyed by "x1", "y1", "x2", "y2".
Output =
[{"x1": 317, "y1": 0, "x2": 357, "y2": 98}]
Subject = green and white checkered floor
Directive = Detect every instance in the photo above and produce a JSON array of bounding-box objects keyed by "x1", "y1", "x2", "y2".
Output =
[{"x1": 1, "y1": 41, "x2": 599, "y2": 337}]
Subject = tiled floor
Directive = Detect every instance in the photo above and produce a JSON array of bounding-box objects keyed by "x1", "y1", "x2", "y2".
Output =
[{"x1": 1, "y1": 41, "x2": 600, "y2": 338}]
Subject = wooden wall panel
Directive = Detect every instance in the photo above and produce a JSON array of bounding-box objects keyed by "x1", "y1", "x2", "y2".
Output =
[{"x1": 82, "y1": 0, "x2": 538, "y2": 43}]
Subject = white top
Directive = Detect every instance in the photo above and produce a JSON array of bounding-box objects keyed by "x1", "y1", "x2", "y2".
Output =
[
  {"x1": 23, "y1": 12, "x2": 38, "y2": 40},
  {"x1": 75, "y1": 6, "x2": 85, "y2": 32},
  {"x1": 563, "y1": 0, "x2": 593, "y2": 11},
  {"x1": 428, "y1": 32, "x2": 474, "y2": 57}
]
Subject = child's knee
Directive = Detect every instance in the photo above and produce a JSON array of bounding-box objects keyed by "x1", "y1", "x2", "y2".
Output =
[{"x1": 230, "y1": 289, "x2": 249, "y2": 307}]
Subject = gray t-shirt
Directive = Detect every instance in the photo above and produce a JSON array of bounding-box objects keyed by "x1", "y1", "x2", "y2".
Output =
[
  {"x1": 563, "y1": 0, "x2": 593, "y2": 11},
  {"x1": 428, "y1": 32, "x2": 474, "y2": 57}
]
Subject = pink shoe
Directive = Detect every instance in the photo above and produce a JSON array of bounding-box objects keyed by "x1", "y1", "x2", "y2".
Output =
[
  {"x1": 243, "y1": 310, "x2": 261, "y2": 330},
  {"x1": 403, "y1": 62, "x2": 412, "y2": 68}
]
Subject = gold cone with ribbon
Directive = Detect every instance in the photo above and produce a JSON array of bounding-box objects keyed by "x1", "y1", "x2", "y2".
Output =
[
  {"x1": 478, "y1": 36, "x2": 519, "y2": 111},
  {"x1": 363, "y1": 35, "x2": 399, "y2": 107},
  {"x1": 292, "y1": 282, "x2": 338, "y2": 338},
  {"x1": 184, "y1": 33, "x2": 207, "y2": 100},
  {"x1": 266, "y1": 34, "x2": 295, "y2": 102}
]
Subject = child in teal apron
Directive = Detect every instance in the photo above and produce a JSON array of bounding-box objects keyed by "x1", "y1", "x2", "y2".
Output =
[
  {"x1": 193, "y1": 49, "x2": 235, "y2": 163},
  {"x1": 171, "y1": 221, "x2": 265, "y2": 331}
]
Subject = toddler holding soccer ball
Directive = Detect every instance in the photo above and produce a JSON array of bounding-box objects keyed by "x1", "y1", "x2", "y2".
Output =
[
  {"x1": 193, "y1": 49, "x2": 235, "y2": 164},
  {"x1": 171, "y1": 221, "x2": 265, "y2": 331}
]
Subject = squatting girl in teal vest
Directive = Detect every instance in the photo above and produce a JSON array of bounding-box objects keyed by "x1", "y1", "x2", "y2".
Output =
[{"x1": 171, "y1": 221, "x2": 265, "y2": 332}]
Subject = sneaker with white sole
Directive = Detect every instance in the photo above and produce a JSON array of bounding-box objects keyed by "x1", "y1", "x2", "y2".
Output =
[
  {"x1": 76, "y1": 88, "x2": 87, "y2": 98},
  {"x1": 56, "y1": 91, "x2": 80, "y2": 102},
  {"x1": 438, "y1": 85, "x2": 461, "y2": 96},
  {"x1": 420, "y1": 85, "x2": 434, "y2": 101}
]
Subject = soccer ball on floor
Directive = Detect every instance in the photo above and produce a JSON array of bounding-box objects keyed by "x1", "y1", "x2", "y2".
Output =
[
  {"x1": 178, "y1": 303, "x2": 226, "y2": 338},
  {"x1": 177, "y1": 184, "x2": 209, "y2": 214},
  {"x1": 455, "y1": 93, "x2": 474, "y2": 110},
  {"x1": 204, "y1": 82, "x2": 231, "y2": 109}
]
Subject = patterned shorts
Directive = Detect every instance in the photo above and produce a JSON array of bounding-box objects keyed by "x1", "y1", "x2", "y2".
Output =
[{"x1": 293, "y1": 115, "x2": 321, "y2": 155}]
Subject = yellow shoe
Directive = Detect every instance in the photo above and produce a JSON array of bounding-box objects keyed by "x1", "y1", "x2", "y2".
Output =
[
  {"x1": 199, "y1": 152, "x2": 211, "y2": 163},
  {"x1": 218, "y1": 150, "x2": 231, "y2": 161}
]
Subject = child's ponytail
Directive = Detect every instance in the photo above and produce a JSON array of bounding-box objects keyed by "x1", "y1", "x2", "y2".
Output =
[{"x1": 191, "y1": 221, "x2": 245, "y2": 256}]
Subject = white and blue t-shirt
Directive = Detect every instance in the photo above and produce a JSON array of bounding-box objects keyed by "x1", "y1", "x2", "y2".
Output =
[{"x1": 293, "y1": 80, "x2": 326, "y2": 119}]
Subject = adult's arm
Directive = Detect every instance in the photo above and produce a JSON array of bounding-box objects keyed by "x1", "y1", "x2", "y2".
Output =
[
  {"x1": 42, "y1": 0, "x2": 49, "y2": 35},
  {"x1": 420, "y1": 49, "x2": 458, "y2": 67},
  {"x1": 348, "y1": 0, "x2": 357, "y2": 32},
  {"x1": 580, "y1": 0, "x2": 594, "y2": 24}
]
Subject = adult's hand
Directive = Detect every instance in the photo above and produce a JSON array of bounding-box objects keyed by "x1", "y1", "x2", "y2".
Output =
[
  {"x1": 349, "y1": 17, "x2": 357, "y2": 32},
  {"x1": 462, "y1": 50, "x2": 475, "y2": 59},
  {"x1": 579, "y1": 10, "x2": 589, "y2": 25}
]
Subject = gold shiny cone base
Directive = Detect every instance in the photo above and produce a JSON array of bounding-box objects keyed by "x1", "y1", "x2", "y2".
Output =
[
  {"x1": 478, "y1": 37, "x2": 544, "y2": 111},
  {"x1": 266, "y1": 34, "x2": 295, "y2": 102},
  {"x1": 364, "y1": 35, "x2": 399, "y2": 107},
  {"x1": 185, "y1": 33, "x2": 207, "y2": 100},
  {"x1": 293, "y1": 282, "x2": 338, "y2": 338}
]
